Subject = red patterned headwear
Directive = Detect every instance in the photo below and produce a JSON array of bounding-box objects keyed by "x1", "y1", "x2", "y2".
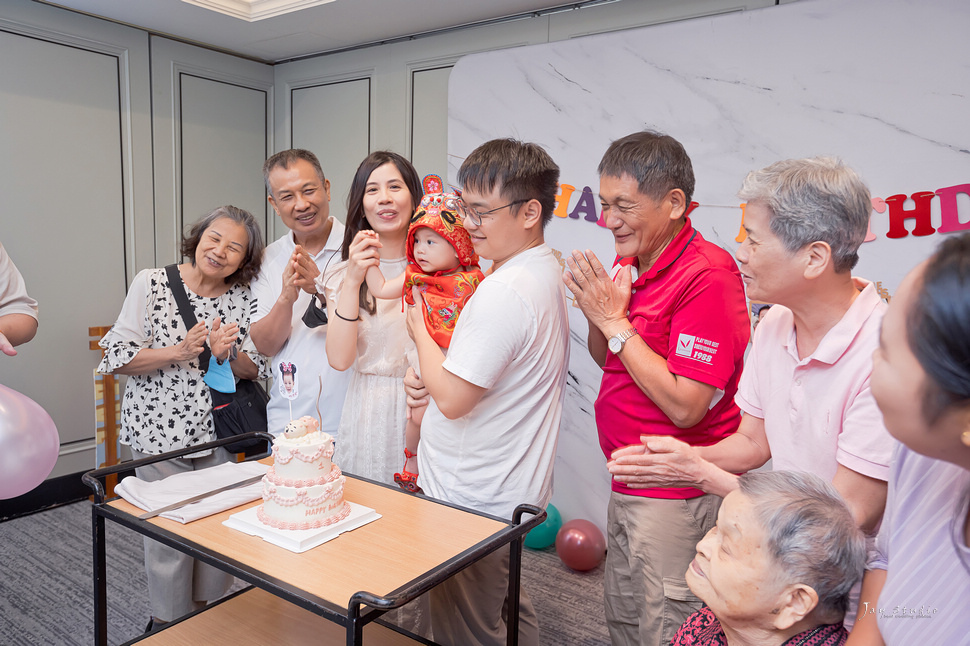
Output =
[{"x1": 406, "y1": 192, "x2": 479, "y2": 270}]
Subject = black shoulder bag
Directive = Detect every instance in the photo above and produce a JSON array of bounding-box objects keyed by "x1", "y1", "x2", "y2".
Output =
[{"x1": 165, "y1": 264, "x2": 269, "y2": 453}]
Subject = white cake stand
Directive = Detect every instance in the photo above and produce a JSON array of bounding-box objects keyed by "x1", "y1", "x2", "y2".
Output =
[{"x1": 223, "y1": 502, "x2": 380, "y2": 553}]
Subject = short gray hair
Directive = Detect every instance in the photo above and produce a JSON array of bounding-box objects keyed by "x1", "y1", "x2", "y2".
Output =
[
  {"x1": 598, "y1": 130, "x2": 695, "y2": 205},
  {"x1": 738, "y1": 471, "x2": 866, "y2": 623},
  {"x1": 737, "y1": 157, "x2": 870, "y2": 273}
]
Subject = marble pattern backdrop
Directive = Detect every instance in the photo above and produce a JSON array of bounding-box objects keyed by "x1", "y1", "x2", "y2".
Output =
[{"x1": 448, "y1": 0, "x2": 970, "y2": 530}]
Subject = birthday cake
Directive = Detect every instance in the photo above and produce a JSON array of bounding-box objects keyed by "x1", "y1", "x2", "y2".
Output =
[{"x1": 257, "y1": 416, "x2": 351, "y2": 530}]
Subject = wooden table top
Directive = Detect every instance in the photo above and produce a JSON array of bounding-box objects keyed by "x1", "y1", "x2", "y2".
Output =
[
  {"x1": 107, "y1": 475, "x2": 507, "y2": 609},
  {"x1": 138, "y1": 587, "x2": 422, "y2": 645}
]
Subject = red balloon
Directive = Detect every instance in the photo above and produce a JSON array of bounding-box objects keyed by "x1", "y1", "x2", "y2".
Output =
[{"x1": 555, "y1": 519, "x2": 606, "y2": 572}]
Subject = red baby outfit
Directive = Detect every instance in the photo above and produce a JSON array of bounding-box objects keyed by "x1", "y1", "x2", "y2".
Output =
[{"x1": 403, "y1": 192, "x2": 484, "y2": 348}]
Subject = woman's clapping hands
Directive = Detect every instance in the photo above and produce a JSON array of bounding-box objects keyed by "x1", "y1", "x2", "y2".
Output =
[
  {"x1": 207, "y1": 317, "x2": 239, "y2": 363},
  {"x1": 174, "y1": 321, "x2": 208, "y2": 361}
]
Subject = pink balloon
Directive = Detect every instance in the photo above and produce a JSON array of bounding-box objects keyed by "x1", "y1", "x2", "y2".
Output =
[
  {"x1": 0, "y1": 384, "x2": 59, "y2": 499},
  {"x1": 555, "y1": 519, "x2": 607, "y2": 572}
]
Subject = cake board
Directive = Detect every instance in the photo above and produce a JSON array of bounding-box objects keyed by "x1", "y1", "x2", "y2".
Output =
[{"x1": 224, "y1": 502, "x2": 380, "y2": 553}]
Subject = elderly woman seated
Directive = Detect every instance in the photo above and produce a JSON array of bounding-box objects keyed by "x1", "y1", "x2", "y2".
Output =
[{"x1": 672, "y1": 470, "x2": 866, "y2": 646}]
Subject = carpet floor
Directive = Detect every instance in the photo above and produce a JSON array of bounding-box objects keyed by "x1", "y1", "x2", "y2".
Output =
[{"x1": 0, "y1": 501, "x2": 609, "y2": 645}]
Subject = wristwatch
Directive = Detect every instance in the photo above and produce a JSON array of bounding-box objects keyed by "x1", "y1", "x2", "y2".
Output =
[{"x1": 608, "y1": 327, "x2": 638, "y2": 355}]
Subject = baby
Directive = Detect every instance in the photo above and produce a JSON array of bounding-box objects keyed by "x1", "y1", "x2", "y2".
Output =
[{"x1": 364, "y1": 192, "x2": 484, "y2": 492}]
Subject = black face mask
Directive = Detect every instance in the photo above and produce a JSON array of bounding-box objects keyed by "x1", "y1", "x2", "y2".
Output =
[{"x1": 302, "y1": 295, "x2": 328, "y2": 329}]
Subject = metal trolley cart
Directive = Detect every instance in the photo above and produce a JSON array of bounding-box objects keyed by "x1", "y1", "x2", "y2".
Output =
[{"x1": 84, "y1": 434, "x2": 545, "y2": 646}]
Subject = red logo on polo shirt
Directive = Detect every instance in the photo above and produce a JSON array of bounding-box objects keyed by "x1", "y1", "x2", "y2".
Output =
[{"x1": 675, "y1": 333, "x2": 719, "y2": 364}]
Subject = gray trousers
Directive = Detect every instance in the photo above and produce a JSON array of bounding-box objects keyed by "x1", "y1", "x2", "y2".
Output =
[
  {"x1": 430, "y1": 546, "x2": 538, "y2": 646},
  {"x1": 132, "y1": 447, "x2": 235, "y2": 622},
  {"x1": 604, "y1": 491, "x2": 721, "y2": 646}
]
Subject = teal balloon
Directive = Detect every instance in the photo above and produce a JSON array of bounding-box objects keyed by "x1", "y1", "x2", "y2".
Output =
[{"x1": 524, "y1": 504, "x2": 562, "y2": 549}]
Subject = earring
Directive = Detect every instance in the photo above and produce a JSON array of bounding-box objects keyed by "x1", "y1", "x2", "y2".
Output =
[{"x1": 962, "y1": 430, "x2": 970, "y2": 448}]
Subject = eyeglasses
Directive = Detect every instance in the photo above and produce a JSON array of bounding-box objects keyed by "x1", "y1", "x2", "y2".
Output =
[{"x1": 464, "y1": 199, "x2": 530, "y2": 226}]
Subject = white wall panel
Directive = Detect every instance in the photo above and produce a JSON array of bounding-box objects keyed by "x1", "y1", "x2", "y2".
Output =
[
  {"x1": 410, "y1": 66, "x2": 452, "y2": 183},
  {"x1": 0, "y1": 6, "x2": 152, "y2": 478},
  {"x1": 275, "y1": 0, "x2": 776, "y2": 173},
  {"x1": 547, "y1": 0, "x2": 760, "y2": 40},
  {"x1": 291, "y1": 78, "x2": 371, "y2": 223},
  {"x1": 180, "y1": 74, "x2": 270, "y2": 225},
  {"x1": 151, "y1": 36, "x2": 273, "y2": 263}
]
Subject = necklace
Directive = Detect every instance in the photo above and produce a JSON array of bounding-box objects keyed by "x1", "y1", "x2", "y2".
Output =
[{"x1": 783, "y1": 624, "x2": 826, "y2": 646}]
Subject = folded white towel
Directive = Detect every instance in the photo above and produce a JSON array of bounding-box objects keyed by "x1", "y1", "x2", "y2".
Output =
[{"x1": 116, "y1": 461, "x2": 269, "y2": 524}]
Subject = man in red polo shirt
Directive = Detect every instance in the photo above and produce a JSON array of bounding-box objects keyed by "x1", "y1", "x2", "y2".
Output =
[{"x1": 565, "y1": 131, "x2": 749, "y2": 646}]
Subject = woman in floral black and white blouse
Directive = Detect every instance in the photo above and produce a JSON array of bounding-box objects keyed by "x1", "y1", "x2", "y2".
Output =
[{"x1": 98, "y1": 205, "x2": 266, "y2": 629}]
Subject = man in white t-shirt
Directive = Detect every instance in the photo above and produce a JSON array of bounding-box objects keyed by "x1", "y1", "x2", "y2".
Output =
[
  {"x1": 250, "y1": 149, "x2": 350, "y2": 436},
  {"x1": 0, "y1": 241, "x2": 38, "y2": 356},
  {"x1": 405, "y1": 139, "x2": 570, "y2": 646}
]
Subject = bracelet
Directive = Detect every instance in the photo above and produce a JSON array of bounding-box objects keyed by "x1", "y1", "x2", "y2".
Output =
[
  {"x1": 214, "y1": 343, "x2": 238, "y2": 365},
  {"x1": 334, "y1": 308, "x2": 360, "y2": 322}
]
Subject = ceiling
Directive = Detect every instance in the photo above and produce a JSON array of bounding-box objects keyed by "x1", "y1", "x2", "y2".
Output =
[{"x1": 38, "y1": 0, "x2": 603, "y2": 64}]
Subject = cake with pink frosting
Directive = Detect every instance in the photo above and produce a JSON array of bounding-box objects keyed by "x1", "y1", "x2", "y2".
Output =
[{"x1": 257, "y1": 416, "x2": 351, "y2": 530}]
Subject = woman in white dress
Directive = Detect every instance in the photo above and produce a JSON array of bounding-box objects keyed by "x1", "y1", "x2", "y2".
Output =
[
  {"x1": 319, "y1": 151, "x2": 431, "y2": 637},
  {"x1": 322, "y1": 151, "x2": 422, "y2": 484}
]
